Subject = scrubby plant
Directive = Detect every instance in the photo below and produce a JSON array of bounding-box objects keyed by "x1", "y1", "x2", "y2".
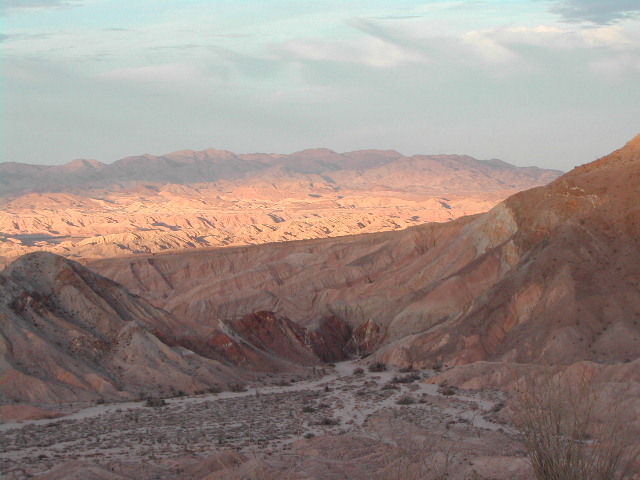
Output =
[
  {"x1": 145, "y1": 397, "x2": 166, "y2": 408},
  {"x1": 438, "y1": 386, "x2": 457, "y2": 396},
  {"x1": 368, "y1": 362, "x2": 387, "y2": 372},
  {"x1": 396, "y1": 395, "x2": 415, "y2": 405},
  {"x1": 353, "y1": 367, "x2": 365, "y2": 375},
  {"x1": 317, "y1": 417, "x2": 340, "y2": 426},
  {"x1": 392, "y1": 373, "x2": 421, "y2": 384},
  {"x1": 228, "y1": 382, "x2": 247, "y2": 392},
  {"x1": 511, "y1": 367, "x2": 640, "y2": 480},
  {"x1": 381, "y1": 383, "x2": 400, "y2": 391}
]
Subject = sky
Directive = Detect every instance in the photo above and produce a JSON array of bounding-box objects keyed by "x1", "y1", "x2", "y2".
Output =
[{"x1": 2, "y1": 0, "x2": 639, "y2": 170}]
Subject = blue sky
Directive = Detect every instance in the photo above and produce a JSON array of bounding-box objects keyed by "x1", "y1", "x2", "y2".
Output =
[{"x1": 2, "y1": 0, "x2": 639, "y2": 170}]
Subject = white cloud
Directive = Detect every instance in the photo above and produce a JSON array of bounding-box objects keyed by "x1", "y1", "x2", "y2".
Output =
[
  {"x1": 579, "y1": 25, "x2": 635, "y2": 48},
  {"x1": 278, "y1": 36, "x2": 424, "y2": 69},
  {"x1": 589, "y1": 54, "x2": 640, "y2": 76},
  {"x1": 99, "y1": 63, "x2": 205, "y2": 85},
  {"x1": 461, "y1": 31, "x2": 519, "y2": 63}
]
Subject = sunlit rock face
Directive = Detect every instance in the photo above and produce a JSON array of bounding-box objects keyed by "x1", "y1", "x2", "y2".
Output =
[{"x1": 0, "y1": 148, "x2": 560, "y2": 265}]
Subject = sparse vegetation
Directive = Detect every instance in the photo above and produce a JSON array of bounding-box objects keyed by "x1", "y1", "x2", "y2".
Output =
[
  {"x1": 145, "y1": 397, "x2": 167, "y2": 408},
  {"x1": 391, "y1": 373, "x2": 420, "y2": 384},
  {"x1": 229, "y1": 382, "x2": 247, "y2": 392},
  {"x1": 511, "y1": 367, "x2": 640, "y2": 480},
  {"x1": 396, "y1": 395, "x2": 415, "y2": 405},
  {"x1": 381, "y1": 383, "x2": 400, "y2": 390},
  {"x1": 317, "y1": 417, "x2": 340, "y2": 426},
  {"x1": 368, "y1": 362, "x2": 387, "y2": 372},
  {"x1": 437, "y1": 386, "x2": 457, "y2": 396}
]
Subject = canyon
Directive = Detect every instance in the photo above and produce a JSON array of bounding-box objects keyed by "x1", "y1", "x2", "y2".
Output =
[{"x1": 1, "y1": 136, "x2": 639, "y2": 479}]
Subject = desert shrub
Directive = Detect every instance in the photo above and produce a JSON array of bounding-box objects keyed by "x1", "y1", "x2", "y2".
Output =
[
  {"x1": 392, "y1": 373, "x2": 420, "y2": 384},
  {"x1": 398, "y1": 366, "x2": 416, "y2": 373},
  {"x1": 438, "y1": 386, "x2": 457, "y2": 396},
  {"x1": 145, "y1": 397, "x2": 166, "y2": 408},
  {"x1": 207, "y1": 385, "x2": 222, "y2": 394},
  {"x1": 353, "y1": 367, "x2": 365, "y2": 375},
  {"x1": 396, "y1": 395, "x2": 415, "y2": 405},
  {"x1": 301, "y1": 405, "x2": 316, "y2": 413},
  {"x1": 304, "y1": 432, "x2": 315, "y2": 439},
  {"x1": 317, "y1": 417, "x2": 340, "y2": 426},
  {"x1": 511, "y1": 367, "x2": 640, "y2": 480},
  {"x1": 382, "y1": 383, "x2": 400, "y2": 391},
  {"x1": 368, "y1": 362, "x2": 387, "y2": 372},
  {"x1": 228, "y1": 382, "x2": 247, "y2": 392},
  {"x1": 95, "y1": 398, "x2": 105, "y2": 405}
]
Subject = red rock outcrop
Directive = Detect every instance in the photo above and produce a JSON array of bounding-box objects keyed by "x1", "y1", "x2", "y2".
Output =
[{"x1": 0, "y1": 254, "x2": 351, "y2": 404}]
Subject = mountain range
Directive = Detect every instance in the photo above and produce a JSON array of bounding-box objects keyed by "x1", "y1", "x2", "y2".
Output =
[
  {"x1": 0, "y1": 148, "x2": 561, "y2": 265},
  {"x1": 2, "y1": 135, "x2": 638, "y2": 405},
  {"x1": 1, "y1": 136, "x2": 639, "y2": 479}
]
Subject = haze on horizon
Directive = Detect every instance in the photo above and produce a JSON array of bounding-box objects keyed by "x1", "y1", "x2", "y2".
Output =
[{"x1": 2, "y1": 0, "x2": 639, "y2": 171}]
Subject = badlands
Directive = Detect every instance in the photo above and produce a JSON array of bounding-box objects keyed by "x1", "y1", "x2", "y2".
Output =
[
  {"x1": 0, "y1": 148, "x2": 560, "y2": 265},
  {"x1": 1, "y1": 136, "x2": 640, "y2": 479}
]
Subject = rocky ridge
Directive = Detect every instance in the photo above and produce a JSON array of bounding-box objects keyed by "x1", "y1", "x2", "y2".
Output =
[
  {"x1": 0, "y1": 148, "x2": 561, "y2": 264},
  {"x1": 0, "y1": 253, "x2": 357, "y2": 404}
]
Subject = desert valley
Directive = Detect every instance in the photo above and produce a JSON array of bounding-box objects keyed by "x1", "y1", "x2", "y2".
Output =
[
  {"x1": 1, "y1": 135, "x2": 640, "y2": 479},
  {"x1": 0, "y1": 148, "x2": 559, "y2": 266}
]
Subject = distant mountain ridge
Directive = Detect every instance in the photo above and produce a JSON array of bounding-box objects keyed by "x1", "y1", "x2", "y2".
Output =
[
  {"x1": 0, "y1": 147, "x2": 562, "y2": 265},
  {"x1": 0, "y1": 148, "x2": 560, "y2": 196}
]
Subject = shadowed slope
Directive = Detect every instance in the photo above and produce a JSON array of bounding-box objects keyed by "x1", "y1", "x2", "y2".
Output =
[{"x1": 0, "y1": 253, "x2": 351, "y2": 403}]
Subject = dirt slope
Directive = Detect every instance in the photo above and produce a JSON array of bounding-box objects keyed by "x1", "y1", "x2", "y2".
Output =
[{"x1": 0, "y1": 254, "x2": 351, "y2": 404}]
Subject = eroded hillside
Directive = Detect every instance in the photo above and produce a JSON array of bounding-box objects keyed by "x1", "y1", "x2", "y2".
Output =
[{"x1": 0, "y1": 148, "x2": 560, "y2": 265}]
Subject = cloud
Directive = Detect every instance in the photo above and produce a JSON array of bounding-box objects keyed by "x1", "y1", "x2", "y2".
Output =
[
  {"x1": 100, "y1": 63, "x2": 206, "y2": 85},
  {"x1": 589, "y1": 54, "x2": 640, "y2": 76},
  {"x1": 461, "y1": 31, "x2": 519, "y2": 63},
  {"x1": 549, "y1": 0, "x2": 640, "y2": 24},
  {"x1": 1, "y1": 0, "x2": 83, "y2": 14},
  {"x1": 276, "y1": 33, "x2": 424, "y2": 69}
]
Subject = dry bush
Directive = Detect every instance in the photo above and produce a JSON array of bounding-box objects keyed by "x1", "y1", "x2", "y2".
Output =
[
  {"x1": 144, "y1": 397, "x2": 166, "y2": 408},
  {"x1": 370, "y1": 416, "x2": 459, "y2": 480},
  {"x1": 217, "y1": 450, "x2": 298, "y2": 480},
  {"x1": 228, "y1": 382, "x2": 247, "y2": 392},
  {"x1": 510, "y1": 367, "x2": 640, "y2": 480},
  {"x1": 368, "y1": 361, "x2": 387, "y2": 372}
]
